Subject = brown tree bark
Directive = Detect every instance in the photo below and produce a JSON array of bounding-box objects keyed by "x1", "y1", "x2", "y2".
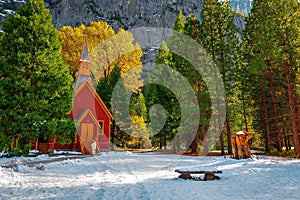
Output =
[
  {"x1": 208, "y1": 10, "x2": 224, "y2": 155},
  {"x1": 267, "y1": 66, "x2": 282, "y2": 152},
  {"x1": 190, "y1": 136, "x2": 198, "y2": 153},
  {"x1": 294, "y1": 97, "x2": 300, "y2": 136},
  {"x1": 226, "y1": 108, "x2": 232, "y2": 154},
  {"x1": 197, "y1": 79, "x2": 209, "y2": 155},
  {"x1": 242, "y1": 92, "x2": 249, "y2": 132},
  {"x1": 284, "y1": 60, "x2": 300, "y2": 156},
  {"x1": 232, "y1": 131, "x2": 252, "y2": 159},
  {"x1": 260, "y1": 81, "x2": 271, "y2": 153}
]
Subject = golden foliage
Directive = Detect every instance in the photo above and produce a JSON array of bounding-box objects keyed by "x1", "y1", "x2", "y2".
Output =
[
  {"x1": 59, "y1": 22, "x2": 143, "y2": 92},
  {"x1": 89, "y1": 28, "x2": 143, "y2": 89},
  {"x1": 127, "y1": 116, "x2": 151, "y2": 148},
  {"x1": 59, "y1": 21, "x2": 115, "y2": 74}
]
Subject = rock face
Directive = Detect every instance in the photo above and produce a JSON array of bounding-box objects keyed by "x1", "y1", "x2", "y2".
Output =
[
  {"x1": 44, "y1": 0, "x2": 205, "y2": 30},
  {"x1": 1, "y1": 0, "x2": 248, "y2": 67},
  {"x1": 1, "y1": 0, "x2": 250, "y2": 32}
]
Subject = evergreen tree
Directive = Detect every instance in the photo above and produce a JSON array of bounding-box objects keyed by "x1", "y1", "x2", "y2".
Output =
[
  {"x1": 96, "y1": 65, "x2": 148, "y2": 149},
  {"x1": 241, "y1": 0, "x2": 271, "y2": 153},
  {"x1": 97, "y1": 65, "x2": 121, "y2": 149},
  {"x1": 243, "y1": 0, "x2": 300, "y2": 155},
  {"x1": 136, "y1": 92, "x2": 147, "y2": 120},
  {"x1": 97, "y1": 78, "x2": 112, "y2": 109},
  {"x1": 183, "y1": 14, "x2": 207, "y2": 153},
  {"x1": 96, "y1": 64, "x2": 122, "y2": 111},
  {"x1": 0, "y1": 0, "x2": 75, "y2": 153},
  {"x1": 200, "y1": 0, "x2": 240, "y2": 155},
  {"x1": 144, "y1": 39, "x2": 182, "y2": 151},
  {"x1": 173, "y1": 10, "x2": 185, "y2": 33},
  {"x1": 184, "y1": 14, "x2": 201, "y2": 43},
  {"x1": 168, "y1": 12, "x2": 196, "y2": 153}
]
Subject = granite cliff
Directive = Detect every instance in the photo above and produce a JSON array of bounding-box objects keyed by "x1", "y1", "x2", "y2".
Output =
[
  {"x1": 44, "y1": 0, "x2": 204, "y2": 30},
  {"x1": 1, "y1": 0, "x2": 252, "y2": 31}
]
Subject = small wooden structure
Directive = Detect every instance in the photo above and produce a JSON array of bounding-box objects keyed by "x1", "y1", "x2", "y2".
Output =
[
  {"x1": 175, "y1": 169, "x2": 222, "y2": 181},
  {"x1": 232, "y1": 131, "x2": 252, "y2": 159},
  {"x1": 32, "y1": 40, "x2": 114, "y2": 154},
  {"x1": 68, "y1": 39, "x2": 114, "y2": 154}
]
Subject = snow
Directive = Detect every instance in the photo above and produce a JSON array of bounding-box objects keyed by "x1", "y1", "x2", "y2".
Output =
[
  {"x1": 0, "y1": 152, "x2": 300, "y2": 199},
  {"x1": 0, "y1": 0, "x2": 25, "y2": 3},
  {"x1": 3, "y1": 9, "x2": 14, "y2": 14},
  {"x1": 52, "y1": 150, "x2": 82, "y2": 155},
  {"x1": 236, "y1": 131, "x2": 245, "y2": 135}
]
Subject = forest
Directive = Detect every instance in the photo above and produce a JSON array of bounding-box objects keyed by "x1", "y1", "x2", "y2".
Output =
[{"x1": 0, "y1": 0, "x2": 299, "y2": 157}]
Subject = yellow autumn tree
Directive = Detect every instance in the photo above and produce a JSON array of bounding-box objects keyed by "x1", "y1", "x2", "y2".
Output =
[
  {"x1": 59, "y1": 21, "x2": 143, "y2": 92},
  {"x1": 59, "y1": 21, "x2": 115, "y2": 74},
  {"x1": 128, "y1": 116, "x2": 151, "y2": 148},
  {"x1": 89, "y1": 28, "x2": 143, "y2": 91}
]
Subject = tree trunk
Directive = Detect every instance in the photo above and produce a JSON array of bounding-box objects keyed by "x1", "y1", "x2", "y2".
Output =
[
  {"x1": 226, "y1": 107, "x2": 232, "y2": 155},
  {"x1": 284, "y1": 129, "x2": 289, "y2": 151},
  {"x1": 190, "y1": 136, "x2": 198, "y2": 153},
  {"x1": 241, "y1": 89, "x2": 249, "y2": 132},
  {"x1": 287, "y1": 135, "x2": 291, "y2": 151},
  {"x1": 260, "y1": 82, "x2": 271, "y2": 153},
  {"x1": 214, "y1": 68, "x2": 224, "y2": 155},
  {"x1": 294, "y1": 97, "x2": 300, "y2": 134},
  {"x1": 197, "y1": 79, "x2": 209, "y2": 155},
  {"x1": 159, "y1": 135, "x2": 163, "y2": 149},
  {"x1": 110, "y1": 120, "x2": 115, "y2": 150},
  {"x1": 208, "y1": 12, "x2": 224, "y2": 155},
  {"x1": 171, "y1": 137, "x2": 177, "y2": 154},
  {"x1": 176, "y1": 135, "x2": 181, "y2": 153},
  {"x1": 284, "y1": 60, "x2": 300, "y2": 156},
  {"x1": 202, "y1": 121, "x2": 209, "y2": 155},
  {"x1": 267, "y1": 66, "x2": 282, "y2": 152},
  {"x1": 219, "y1": 126, "x2": 225, "y2": 155},
  {"x1": 232, "y1": 131, "x2": 252, "y2": 159}
]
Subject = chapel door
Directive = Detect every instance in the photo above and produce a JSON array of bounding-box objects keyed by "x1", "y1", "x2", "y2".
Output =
[{"x1": 81, "y1": 123, "x2": 93, "y2": 154}]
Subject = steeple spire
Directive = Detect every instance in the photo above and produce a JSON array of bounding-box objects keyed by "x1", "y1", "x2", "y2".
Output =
[
  {"x1": 78, "y1": 38, "x2": 91, "y2": 77},
  {"x1": 76, "y1": 38, "x2": 91, "y2": 89},
  {"x1": 80, "y1": 39, "x2": 90, "y2": 62}
]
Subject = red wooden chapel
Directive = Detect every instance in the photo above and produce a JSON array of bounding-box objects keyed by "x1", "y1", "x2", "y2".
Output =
[
  {"x1": 33, "y1": 40, "x2": 114, "y2": 154},
  {"x1": 68, "y1": 39, "x2": 114, "y2": 154}
]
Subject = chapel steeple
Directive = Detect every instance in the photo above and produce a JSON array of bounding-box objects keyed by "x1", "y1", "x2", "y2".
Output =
[
  {"x1": 76, "y1": 39, "x2": 91, "y2": 89},
  {"x1": 78, "y1": 39, "x2": 91, "y2": 77}
]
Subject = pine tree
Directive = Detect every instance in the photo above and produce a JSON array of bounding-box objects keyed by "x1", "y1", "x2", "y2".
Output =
[
  {"x1": 241, "y1": 0, "x2": 269, "y2": 153},
  {"x1": 97, "y1": 78, "x2": 112, "y2": 110},
  {"x1": 183, "y1": 14, "x2": 206, "y2": 153},
  {"x1": 184, "y1": 14, "x2": 201, "y2": 43},
  {"x1": 0, "y1": 0, "x2": 75, "y2": 153},
  {"x1": 200, "y1": 0, "x2": 240, "y2": 155},
  {"x1": 136, "y1": 92, "x2": 147, "y2": 120},
  {"x1": 153, "y1": 12, "x2": 211, "y2": 153},
  {"x1": 96, "y1": 65, "x2": 120, "y2": 149},
  {"x1": 168, "y1": 12, "x2": 197, "y2": 153},
  {"x1": 144, "y1": 39, "x2": 182, "y2": 151},
  {"x1": 174, "y1": 10, "x2": 185, "y2": 33},
  {"x1": 243, "y1": 0, "x2": 300, "y2": 155},
  {"x1": 126, "y1": 91, "x2": 151, "y2": 148}
]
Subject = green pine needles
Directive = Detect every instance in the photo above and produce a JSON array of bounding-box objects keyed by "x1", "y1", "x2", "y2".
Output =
[{"x1": 0, "y1": 0, "x2": 75, "y2": 154}]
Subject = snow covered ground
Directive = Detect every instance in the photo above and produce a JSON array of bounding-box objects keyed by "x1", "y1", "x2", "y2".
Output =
[{"x1": 0, "y1": 152, "x2": 300, "y2": 200}]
